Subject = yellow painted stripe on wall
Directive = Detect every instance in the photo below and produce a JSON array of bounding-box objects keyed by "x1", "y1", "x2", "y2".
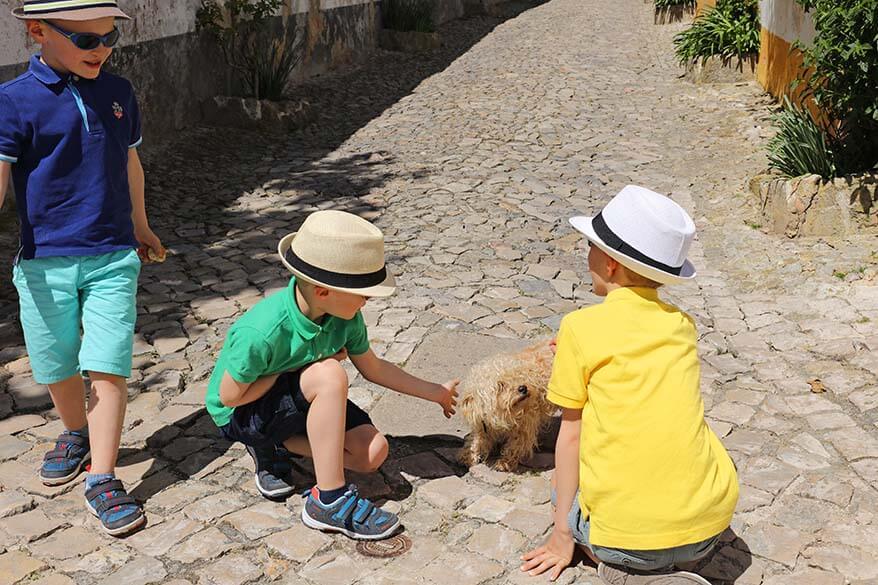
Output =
[{"x1": 756, "y1": 26, "x2": 807, "y2": 100}]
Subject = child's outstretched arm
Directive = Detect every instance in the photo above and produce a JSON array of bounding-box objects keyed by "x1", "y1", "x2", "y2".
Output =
[
  {"x1": 128, "y1": 148, "x2": 163, "y2": 260},
  {"x1": 521, "y1": 407, "x2": 582, "y2": 581},
  {"x1": 350, "y1": 349, "x2": 458, "y2": 417},
  {"x1": 0, "y1": 162, "x2": 9, "y2": 209}
]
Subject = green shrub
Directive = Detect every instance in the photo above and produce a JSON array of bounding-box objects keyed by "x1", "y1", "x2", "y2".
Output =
[
  {"x1": 767, "y1": 97, "x2": 837, "y2": 178},
  {"x1": 793, "y1": 0, "x2": 878, "y2": 174},
  {"x1": 382, "y1": 0, "x2": 435, "y2": 33},
  {"x1": 673, "y1": 0, "x2": 760, "y2": 65},
  {"x1": 196, "y1": 0, "x2": 303, "y2": 101},
  {"x1": 654, "y1": 0, "x2": 695, "y2": 8}
]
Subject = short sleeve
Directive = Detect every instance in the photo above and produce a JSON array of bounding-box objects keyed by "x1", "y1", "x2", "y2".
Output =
[
  {"x1": 345, "y1": 311, "x2": 371, "y2": 356},
  {"x1": 223, "y1": 327, "x2": 272, "y2": 384},
  {"x1": 0, "y1": 92, "x2": 24, "y2": 163},
  {"x1": 127, "y1": 83, "x2": 142, "y2": 149},
  {"x1": 546, "y1": 316, "x2": 589, "y2": 409}
]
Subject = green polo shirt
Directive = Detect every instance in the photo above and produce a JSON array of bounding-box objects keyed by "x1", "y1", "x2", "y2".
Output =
[{"x1": 205, "y1": 277, "x2": 371, "y2": 427}]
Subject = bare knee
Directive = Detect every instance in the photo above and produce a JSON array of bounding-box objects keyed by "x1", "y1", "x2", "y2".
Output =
[
  {"x1": 300, "y1": 358, "x2": 349, "y2": 402},
  {"x1": 349, "y1": 432, "x2": 388, "y2": 473}
]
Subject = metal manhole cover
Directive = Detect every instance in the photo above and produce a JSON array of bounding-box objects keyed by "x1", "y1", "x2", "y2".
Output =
[{"x1": 356, "y1": 534, "x2": 412, "y2": 558}]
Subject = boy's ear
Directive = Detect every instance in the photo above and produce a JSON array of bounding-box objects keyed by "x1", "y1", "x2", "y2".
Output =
[
  {"x1": 26, "y1": 20, "x2": 49, "y2": 43},
  {"x1": 605, "y1": 255, "x2": 620, "y2": 277},
  {"x1": 313, "y1": 285, "x2": 330, "y2": 298}
]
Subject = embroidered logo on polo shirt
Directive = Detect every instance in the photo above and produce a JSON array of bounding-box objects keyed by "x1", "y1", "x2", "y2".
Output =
[{"x1": 112, "y1": 102, "x2": 124, "y2": 120}]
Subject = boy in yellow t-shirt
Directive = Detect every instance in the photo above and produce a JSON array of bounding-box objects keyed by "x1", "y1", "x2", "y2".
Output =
[{"x1": 522, "y1": 186, "x2": 738, "y2": 585}]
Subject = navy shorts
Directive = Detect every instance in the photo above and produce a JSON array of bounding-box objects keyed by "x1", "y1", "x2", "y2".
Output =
[{"x1": 219, "y1": 371, "x2": 373, "y2": 448}]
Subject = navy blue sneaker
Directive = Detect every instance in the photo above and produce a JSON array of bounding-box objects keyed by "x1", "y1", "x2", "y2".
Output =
[
  {"x1": 84, "y1": 478, "x2": 146, "y2": 536},
  {"x1": 39, "y1": 431, "x2": 91, "y2": 486},
  {"x1": 301, "y1": 484, "x2": 401, "y2": 540},
  {"x1": 246, "y1": 445, "x2": 296, "y2": 498}
]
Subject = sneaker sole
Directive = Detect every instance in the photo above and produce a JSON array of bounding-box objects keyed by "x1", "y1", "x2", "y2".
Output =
[
  {"x1": 39, "y1": 452, "x2": 91, "y2": 486},
  {"x1": 597, "y1": 563, "x2": 713, "y2": 585},
  {"x1": 254, "y1": 473, "x2": 296, "y2": 498},
  {"x1": 301, "y1": 505, "x2": 401, "y2": 540},
  {"x1": 84, "y1": 496, "x2": 147, "y2": 537}
]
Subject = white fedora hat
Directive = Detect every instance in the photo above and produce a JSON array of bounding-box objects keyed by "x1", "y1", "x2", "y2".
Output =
[
  {"x1": 569, "y1": 185, "x2": 697, "y2": 285},
  {"x1": 278, "y1": 210, "x2": 396, "y2": 298},
  {"x1": 13, "y1": 0, "x2": 130, "y2": 20}
]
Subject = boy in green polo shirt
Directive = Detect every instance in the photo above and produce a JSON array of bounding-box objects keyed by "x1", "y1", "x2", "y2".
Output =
[
  {"x1": 206, "y1": 210, "x2": 459, "y2": 540},
  {"x1": 521, "y1": 187, "x2": 738, "y2": 584}
]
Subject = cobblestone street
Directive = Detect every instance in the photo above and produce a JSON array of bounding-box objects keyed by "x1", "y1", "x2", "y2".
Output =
[{"x1": 2, "y1": 0, "x2": 878, "y2": 583}]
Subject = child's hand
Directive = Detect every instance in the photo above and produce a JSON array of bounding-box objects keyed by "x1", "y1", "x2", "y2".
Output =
[
  {"x1": 437, "y1": 379, "x2": 459, "y2": 418},
  {"x1": 135, "y1": 226, "x2": 166, "y2": 263},
  {"x1": 520, "y1": 528, "x2": 575, "y2": 581}
]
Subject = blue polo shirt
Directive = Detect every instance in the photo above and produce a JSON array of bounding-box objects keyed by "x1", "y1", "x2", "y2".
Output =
[{"x1": 0, "y1": 56, "x2": 141, "y2": 260}]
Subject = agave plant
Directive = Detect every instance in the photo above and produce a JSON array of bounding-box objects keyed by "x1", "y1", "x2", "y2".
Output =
[
  {"x1": 673, "y1": 0, "x2": 760, "y2": 65},
  {"x1": 766, "y1": 97, "x2": 837, "y2": 179},
  {"x1": 382, "y1": 0, "x2": 435, "y2": 33}
]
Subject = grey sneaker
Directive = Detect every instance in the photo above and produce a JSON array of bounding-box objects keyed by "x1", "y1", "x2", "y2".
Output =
[
  {"x1": 246, "y1": 445, "x2": 295, "y2": 498},
  {"x1": 301, "y1": 484, "x2": 400, "y2": 540},
  {"x1": 598, "y1": 563, "x2": 712, "y2": 585}
]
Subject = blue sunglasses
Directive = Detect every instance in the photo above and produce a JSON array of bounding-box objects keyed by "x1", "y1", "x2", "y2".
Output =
[{"x1": 43, "y1": 20, "x2": 121, "y2": 51}]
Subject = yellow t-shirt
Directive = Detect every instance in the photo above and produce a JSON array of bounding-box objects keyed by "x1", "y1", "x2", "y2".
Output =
[{"x1": 548, "y1": 286, "x2": 738, "y2": 550}]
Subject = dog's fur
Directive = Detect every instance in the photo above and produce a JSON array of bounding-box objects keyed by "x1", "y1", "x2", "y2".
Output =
[{"x1": 459, "y1": 340, "x2": 556, "y2": 471}]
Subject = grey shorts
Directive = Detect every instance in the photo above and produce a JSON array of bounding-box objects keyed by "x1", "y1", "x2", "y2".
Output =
[{"x1": 557, "y1": 491, "x2": 720, "y2": 572}]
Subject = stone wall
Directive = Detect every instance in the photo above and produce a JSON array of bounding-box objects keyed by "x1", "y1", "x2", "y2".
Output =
[
  {"x1": 750, "y1": 173, "x2": 878, "y2": 237},
  {"x1": 0, "y1": 0, "x2": 380, "y2": 146}
]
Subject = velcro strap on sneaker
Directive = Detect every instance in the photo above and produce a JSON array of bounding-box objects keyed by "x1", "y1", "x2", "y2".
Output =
[
  {"x1": 85, "y1": 479, "x2": 127, "y2": 502},
  {"x1": 56, "y1": 433, "x2": 88, "y2": 447},
  {"x1": 331, "y1": 494, "x2": 360, "y2": 524},
  {"x1": 353, "y1": 499, "x2": 376, "y2": 524},
  {"x1": 95, "y1": 494, "x2": 138, "y2": 516},
  {"x1": 43, "y1": 448, "x2": 74, "y2": 461}
]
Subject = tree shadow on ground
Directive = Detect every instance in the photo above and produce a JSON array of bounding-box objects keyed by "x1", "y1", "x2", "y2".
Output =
[
  {"x1": 124, "y1": 407, "x2": 468, "y2": 511},
  {"x1": 0, "y1": 0, "x2": 549, "y2": 420}
]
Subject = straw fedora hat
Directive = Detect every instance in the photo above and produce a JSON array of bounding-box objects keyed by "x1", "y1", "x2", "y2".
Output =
[
  {"x1": 569, "y1": 185, "x2": 697, "y2": 285},
  {"x1": 278, "y1": 210, "x2": 396, "y2": 298},
  {"x1": 13, "y1": 0, "x2": 130, "y2": 20}
]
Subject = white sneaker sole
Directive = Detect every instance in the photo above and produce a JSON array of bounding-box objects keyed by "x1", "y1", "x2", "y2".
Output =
[
  {"x1": 301, "y1": 505, "x2": 401, "y2": 540},
  {"x1": 254, "y1": 473, "x2": 296, "y2": 498},
  {"x1": 39, "y1": 452, "x2": 91, "y2": 486}
]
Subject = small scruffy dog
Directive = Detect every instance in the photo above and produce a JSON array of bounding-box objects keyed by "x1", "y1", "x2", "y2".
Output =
[{"x1": 459, "y1": 340, "x2": 556, "y2": 471}]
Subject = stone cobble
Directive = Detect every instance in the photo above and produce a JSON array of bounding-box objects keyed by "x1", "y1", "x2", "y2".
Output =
[{"x1": 1, "y1": 0, "x2": 877, "y2": 583}]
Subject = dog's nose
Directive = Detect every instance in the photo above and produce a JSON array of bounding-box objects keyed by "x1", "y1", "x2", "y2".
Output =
[{"x1": 517, "y1": 385, "x2": 528, "y2": 396}]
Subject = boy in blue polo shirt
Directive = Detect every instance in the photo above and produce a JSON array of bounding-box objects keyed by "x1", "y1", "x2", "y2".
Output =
[{"x1": 0, "y1": 0, "x2": 164, "y2": 536}]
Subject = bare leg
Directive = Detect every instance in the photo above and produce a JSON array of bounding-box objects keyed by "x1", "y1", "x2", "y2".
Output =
[
  {"x1": 86, "y1": 372, "x2": 127, "y2": 475},
  {"x1": 47, "y1": 373, "x2": 88, "y2": 432},
  {"x1": 296, "y1": 359, "x2": 349, "y2": 491},
  {"x1": 283, "y1": 424, "x2": 389, "y2": 473}
]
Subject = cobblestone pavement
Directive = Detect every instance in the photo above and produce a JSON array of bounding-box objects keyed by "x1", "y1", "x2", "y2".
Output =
[{"x1": 2, "y1": 0, "x2": 878, "y2": 584}]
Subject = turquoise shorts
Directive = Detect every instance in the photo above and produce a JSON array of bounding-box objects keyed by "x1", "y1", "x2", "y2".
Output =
[{"x1": 13, "y1": 249, "x2": 141, "y2": 384}]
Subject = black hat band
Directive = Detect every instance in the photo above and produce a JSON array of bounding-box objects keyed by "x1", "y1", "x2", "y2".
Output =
[
  {"x1": 285, "y1": 249, "x2": 387, "y2": 289},
  {"x1": 592, "y1": 212, "x2": 683, "y2": 276}
]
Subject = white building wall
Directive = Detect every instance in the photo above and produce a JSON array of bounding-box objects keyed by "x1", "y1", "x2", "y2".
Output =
[{"x1": 0, "y1": 0, "x2": 373, "y2": 67}]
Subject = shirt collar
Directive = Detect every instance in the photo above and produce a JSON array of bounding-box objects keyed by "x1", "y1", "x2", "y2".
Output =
[
  {"x1": 284, "y1": 277, "x2": 323, "y2": 340},
  {"x1": 29, "y1": 55, "x2": 66, "y2": 86},
  {"x1": 29, "y1": 55, "x2": 100, "y2": 86},
  {"x1": 604, "y1": 286, "x2": 661, "y2": 304}
]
